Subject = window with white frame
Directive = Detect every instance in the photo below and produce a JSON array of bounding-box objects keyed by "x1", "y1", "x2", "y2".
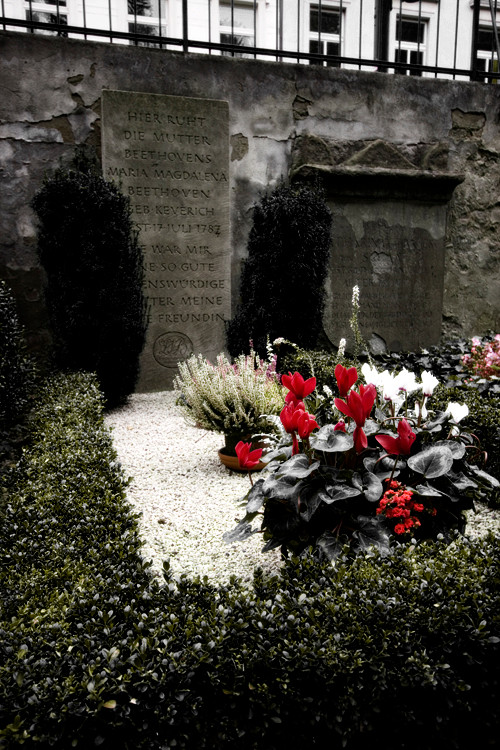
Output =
[
  {"x1": 393, "y1": 15, "x2": 427, "y2": 76},
  {"x1": 308, "y1": 3, "x2": 342, "y2": 67},
  {"x1": 475, "y1": 27, "x2": 499, "y2": 82},
  {"x1": 25, "y1": 0, "x2": 68, "y2": 36},
  {"x1": 219, "y1": 1, "x2": 255, "y2": 57},
  {"x1": 128, "y1": 0, "x2": 166, "y2": 46}
]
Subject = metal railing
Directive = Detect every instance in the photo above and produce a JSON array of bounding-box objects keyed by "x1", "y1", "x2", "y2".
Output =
[{"x1": 1, "y1": 0, "x2": 499, "y2": 83}]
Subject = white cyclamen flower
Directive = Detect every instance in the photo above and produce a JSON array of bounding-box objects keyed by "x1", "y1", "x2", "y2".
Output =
[
  {"x1": 380, "y1": 371, "x2": 401, "y2": 403},
  {"x1": 445, "y1": 402, "x2": 469, "y2": 423},
  {"x1": 394, "y1": 368, "x2": 420, "y2": 394},
  {"x1": 361, "y1": 362, "x2": 380, "y2": 387},
  {"x1": 415, "y1": 400, "x2": 428, "y2": 420},
  {"x1": 338, "y1": 338, "x2": 346, "y2": 358},
  {"x1": 420, "y1": 370, "x2": 440, "y2": 397}
]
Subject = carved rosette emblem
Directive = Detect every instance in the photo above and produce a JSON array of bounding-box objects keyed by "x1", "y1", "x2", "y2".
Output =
[{"x1": 153, "y1": 332, "x2": 194, "y2": 368}]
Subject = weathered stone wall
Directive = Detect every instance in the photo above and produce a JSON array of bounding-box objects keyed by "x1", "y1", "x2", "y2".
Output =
[{"x1": 1, "y1": 31, "x2": 499, "y2": 369}]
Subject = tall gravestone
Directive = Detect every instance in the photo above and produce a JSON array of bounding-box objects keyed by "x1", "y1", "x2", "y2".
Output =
[
  {"x1": 292, "y1": 140, "x2": 464, "y2": 353},
  {"x1": 102, "y1": 90, "x2": 230, "y2": 390}
]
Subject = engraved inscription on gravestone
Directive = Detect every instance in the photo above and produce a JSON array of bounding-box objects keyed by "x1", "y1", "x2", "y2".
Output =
[
  {"x1": 323, "y1": 201, "x2": 447, "y2": 353},
  {"x1": 102, "y1": 90, "x2": 230, "y2": 390}
]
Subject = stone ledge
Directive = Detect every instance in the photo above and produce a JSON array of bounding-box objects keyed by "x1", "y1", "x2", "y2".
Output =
[{"x1": 291, "y1": 163, "x2": 465, "y2": 203}]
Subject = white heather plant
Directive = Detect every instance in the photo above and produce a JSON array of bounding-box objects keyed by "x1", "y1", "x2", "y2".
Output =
[{"x1": 174, "y1": 348, "x2": 285, "y2": 438}]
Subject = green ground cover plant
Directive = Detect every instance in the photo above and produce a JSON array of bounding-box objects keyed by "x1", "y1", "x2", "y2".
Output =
[{"x1": 0, "y1": 368, "x2": 499, "y2": 749}]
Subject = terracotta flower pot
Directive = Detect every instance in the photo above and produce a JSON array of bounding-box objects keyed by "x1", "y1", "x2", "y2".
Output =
[
  {"x1": 217, "y1": 446, "x2": 266, "y2": 472},
  {"x1": 218, "y1": 433, "x2": 267, "y2": 472}
]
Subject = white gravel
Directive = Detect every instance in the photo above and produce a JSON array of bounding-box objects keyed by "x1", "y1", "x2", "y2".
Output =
[
  {"x1": 104, "y1": 390, "x2": 500, "y2": 586},
  {"x1": 105, "y1": 390, "x2": 282, "y2": 585}
]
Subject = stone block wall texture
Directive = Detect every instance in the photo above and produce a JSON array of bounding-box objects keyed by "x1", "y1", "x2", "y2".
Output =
[{"x1": 1, "y1": 31, "x2": 500, "y2": 366}]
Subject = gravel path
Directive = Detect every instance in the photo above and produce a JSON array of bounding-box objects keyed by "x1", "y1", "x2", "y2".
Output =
[
  {"x1": 104, "y1": 390, "x2": 500, "y2": 585},
  {"x1": 105, "y1": 390, "x2": 282, "y2": 584}
]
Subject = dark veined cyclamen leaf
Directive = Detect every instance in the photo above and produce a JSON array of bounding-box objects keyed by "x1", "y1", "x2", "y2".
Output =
[
  {"x1": 275, "y1": 453, "x2": 320, "y2": 480},
  {"x1": 316, "y1": 531, "x2": 344, "y2": 561},
  {"x1": 408, "y1": 445, "x2": 454, "y2": 479},
  {"x1": 468, "y1": 465, "x2": 500, "y2": 488},
  {"x1": 323, "y1": 484, "x2": 362, "y2": 503},
  {"x1": 298, "y1": 491, "x2": 323, "y2": 522},
  {"x1": 351, "y1": 516, "x2": 391, "y2": 555},
  {"x1": 223, "y1": 520, "x2": 259, "y2": 544},
  {"x1": 246, "y1": 478, "x2": 266, "y2": 513},
  {"x1": 415, "y1": 483, "x2": 450, "y2": 498},
  {"x1": 432, "y1": 439, "x2": 466, "y2": 460},
  {"x1": 352, "y1": 471, "x2": 384, "y2": 503},
  {"x1": 310, "y1": 425, "x2": 353, "y2": 453},
  {"x1": 447, "y1": 471, "x2": 478, "y2": 492},
  {"x1": 261, "y1": 475, "x2": 304, "y2": 503}
]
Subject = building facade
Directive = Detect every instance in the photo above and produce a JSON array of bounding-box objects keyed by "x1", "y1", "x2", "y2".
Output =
[{"x1": 2, "y1": 0, "x2": 500, "y2": 81}]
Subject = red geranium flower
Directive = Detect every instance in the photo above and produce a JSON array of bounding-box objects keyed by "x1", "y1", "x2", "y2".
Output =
[
  {"x1": 375, "y1": 418, "x2": 416, "y2": 456},
  {"x1": 235, "y1": 441, "x2": 263, "y2": 470},
  {"x1": 282, "y1": 371, "x2": 316, "y2": 401},
  {"x1": 334, "y1": 364, "x2": 358, "y2": 398}
]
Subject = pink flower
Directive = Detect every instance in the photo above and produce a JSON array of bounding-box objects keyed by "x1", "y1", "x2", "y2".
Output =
[
  {"x1": 375, "y1": 418, "x2": 416, "y2": 456},
  {"x1": 334, "y1": 364, "x2": 358, "y2": 398},
  {"x1": 235, "y1": 441, "x2": 263, "y2": 470},
  {"x1": 334, "y1": 420, "x2": 346, "y2": 432}
]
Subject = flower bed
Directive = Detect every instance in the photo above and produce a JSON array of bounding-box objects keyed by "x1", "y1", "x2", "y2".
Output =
[{"x1": 0, "y1": 370, "x2": 499, "y2": 749}]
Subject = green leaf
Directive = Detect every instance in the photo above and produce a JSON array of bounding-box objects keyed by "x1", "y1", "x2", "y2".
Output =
[
  {"x1": 310, "y1": 425, "x2": 353, "y2": 453},
  {"x1": 408, "y1": 445, "x2": 454, "y2": 478}
]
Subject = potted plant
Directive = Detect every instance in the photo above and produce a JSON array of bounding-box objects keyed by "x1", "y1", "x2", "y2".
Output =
[
  {"x1": 174, "y1": 347, "x2": 285, "y2": 471},
  {"x1": 224, "y1": 362, "x2": 499, "y2": 555}
]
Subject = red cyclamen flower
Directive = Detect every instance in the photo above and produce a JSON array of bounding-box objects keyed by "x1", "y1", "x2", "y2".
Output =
[
  {"x1": 282, "y1": 371, "x2": 316, "y2": 402},
  {"x1": 297, "y1": 411, "x2": 319, "y2": 439},
  {"x1": 375, "y1": 418, "x2": 416, "y2": 456},
  {"x1": 334, "y1": 384, "x2": 376, "y2": 427},
  {"x1": 280, "y1": 401, "x2": 305, "y2": 433},
  {"x1": 235, "y1": 441, "x2": 263, "y2": 469},
  {"x1": 334, "y1": 364, "x2": 358, "y2": 399},
  {"x1": 334, "y1": 384, "x2": 376, "y2": 454}
]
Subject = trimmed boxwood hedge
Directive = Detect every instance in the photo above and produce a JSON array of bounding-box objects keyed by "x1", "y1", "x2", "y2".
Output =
[{"x1": 0, "y1": 372, "x2": 499, "y2": 749}]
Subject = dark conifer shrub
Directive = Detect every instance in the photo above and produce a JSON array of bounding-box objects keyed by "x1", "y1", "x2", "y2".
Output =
[
  {"x1": 226, "y1": 181, "x2": 332, "y2": 359},
  {"x1": 0, "y1": 280, "x2": 33, "y2": 427},
  {"x1": 32, "y1": 157, "x2": 147, "y2": 408}
]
